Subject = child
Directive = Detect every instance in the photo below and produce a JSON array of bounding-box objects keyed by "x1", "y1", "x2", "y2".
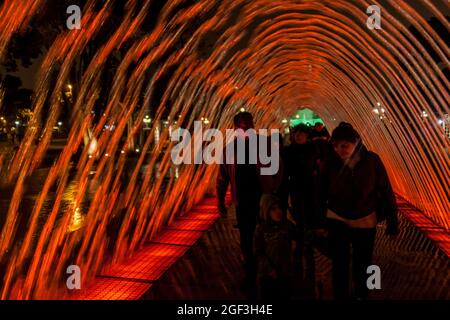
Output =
[{"x1": 254, "y1": 194, "x2": 296, "y2": 300}]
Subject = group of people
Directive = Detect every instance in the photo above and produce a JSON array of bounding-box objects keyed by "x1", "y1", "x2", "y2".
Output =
[
  {"x1": 216, "y1": 111, "x2": 399, "y2": 300},
  {"x1": 0, "y1": 127, "x2": 20, "y2": 146}
]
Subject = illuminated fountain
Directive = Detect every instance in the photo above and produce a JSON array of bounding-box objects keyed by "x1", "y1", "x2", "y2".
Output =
[{"x1": 0, "y1": 0, "x2": 448, "y2": 299}]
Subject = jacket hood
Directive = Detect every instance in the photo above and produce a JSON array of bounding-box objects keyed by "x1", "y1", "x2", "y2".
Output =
[{"x1": 259, "y1": 194, "x2": 281, "y2": 224}]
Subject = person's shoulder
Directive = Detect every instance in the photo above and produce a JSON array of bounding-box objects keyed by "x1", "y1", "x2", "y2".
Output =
[
  {"x1": 365, "y1": 150, "x2": 382, "y2": 162},
  {"x1": 363, "y1": 150, "x2": 385, "y2": 170}
]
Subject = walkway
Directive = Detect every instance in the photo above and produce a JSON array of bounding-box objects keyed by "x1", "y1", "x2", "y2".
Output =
[{"x1": 72, "y1": 195, "x2": 449, "y2": 300}]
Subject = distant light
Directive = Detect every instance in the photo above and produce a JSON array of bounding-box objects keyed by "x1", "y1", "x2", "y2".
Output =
[
  {"x1": 201, "y1": 117, "x2": 204, "y2": 121},
  {"x1": 377, "y1": 102, "x2": 381, "y2": 107},
  {"x1": 438, "y1": 119, "x2": 444, "y2": 125},
  {"x1": 67, "y1": 84, "x2": 73, "y2": 90},
  {"x1": 282, "y1": 119, "x2": 288, "y2": 124},
  {"x1": 381, "y1": 108, "x2": 385, "y2": 113},
  {"x1": 135, "y1": 149, "x2": 140, "y2": 153},
  {"x1": 240, "y1": 108, "x2": 246, "y2": 112},
  {"x1": 296, "y1": 115, "x2": 300, "y2": 119},
  {"x1": 204, "y1": 119, "x2": 210, "y2": 125},
  {"x1": 121, "y1": 150, "x2": 125, "y2": 154},
  {"x1": 88, "y1": 155, "x2": 93, "y2": 159},
  {"x1": 58, "y1": 122, "x2": 63, "y2": 126},
  {"x1": 373, "y1": 108, "x2": 380, "y2": 115},
  {"x1": 145, "y1": 115, "x2": 150, "y2": 119},
  {"x1": 15, "y1": 121, "x2": 20, "y2": 125},
  {"x1": 105, "y1": 153, "x2": 109, "y2": 157}
]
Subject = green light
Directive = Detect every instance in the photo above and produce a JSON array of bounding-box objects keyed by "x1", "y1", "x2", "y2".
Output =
[{"x1": 289, "y1": 108, "x2": 324, "y2": 127}]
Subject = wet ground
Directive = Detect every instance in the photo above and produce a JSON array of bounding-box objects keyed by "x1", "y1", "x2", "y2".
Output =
[{"x1": 146, "y1": 206, "x2": 450, "y2": 300}]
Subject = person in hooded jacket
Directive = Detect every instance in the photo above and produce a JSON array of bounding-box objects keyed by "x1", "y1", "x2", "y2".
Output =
[
  {"x1": 254, "y1": 194, "x2": 296, "y2": 300},
  {"x1": 315, "y1": 122, "x2": 399, "y2": 300}
]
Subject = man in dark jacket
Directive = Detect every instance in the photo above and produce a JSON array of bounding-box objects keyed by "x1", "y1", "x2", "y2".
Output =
[
  {"x1": 285, "y1": 125, "x2": 319, "y2": 285},
  {"x1": 286, "y1": 125, "x2": 318, "y2": 229},
  {"x1": 316, "y1": 122, "x2": 398, "y2": 300},
  {"x1": 216, "y1": 112, "x2": 262, "y2": 290}
]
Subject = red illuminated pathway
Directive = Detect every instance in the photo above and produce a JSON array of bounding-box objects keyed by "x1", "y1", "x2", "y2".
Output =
[
  {"x1": 70, "y1": 195, "x2": 449, "y2": 300},
  {"x1": 71, "y1": 196, "x2": 221, "y2": 300}
]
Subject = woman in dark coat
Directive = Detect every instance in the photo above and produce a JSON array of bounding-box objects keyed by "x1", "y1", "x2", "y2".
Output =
[{"x1": 316, "y1": 122, "x2": 398, "y2": 300}]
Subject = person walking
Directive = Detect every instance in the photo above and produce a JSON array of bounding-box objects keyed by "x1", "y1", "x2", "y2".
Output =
[
  {"x1": 285, "y1": 124, "x2": 319, "y2": 266},
  {"x1": 254, "y1": 194, "x2": 295, "y2": 300},
  {"x1": 216, "y1": 112, "x2": 262, "y2": 292},
  {"x1": 316, "y1": 122, "x2": 398, "y2": 300}
]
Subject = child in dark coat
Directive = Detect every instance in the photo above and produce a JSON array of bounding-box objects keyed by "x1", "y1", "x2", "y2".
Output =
[{"x1": 254, "y1": 194, "x2": 296, "y2": 300}]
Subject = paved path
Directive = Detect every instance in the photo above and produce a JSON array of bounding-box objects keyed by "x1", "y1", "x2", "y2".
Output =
[{"x1": 147, "y1": 198, "x2": 449, "y2": 300}]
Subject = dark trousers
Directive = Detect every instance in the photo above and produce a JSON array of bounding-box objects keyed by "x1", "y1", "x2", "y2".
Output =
[
  {"x1": 260, "y1": 277, "x2": 291, "y2": 300},
  {"x1": 236, "y1": 204, "x2": 258, "y2": 281},
  {"x1": 327, "y1": 219, "x2": 376, "y2": 300},
  {"x1": 289, "y1": 190, "x2": 315, "y2": 266}
]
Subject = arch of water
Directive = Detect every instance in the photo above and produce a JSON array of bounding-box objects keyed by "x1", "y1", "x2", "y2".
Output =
[{"x1": 0, "y1": 0, "x2": 448, "y2": 299}]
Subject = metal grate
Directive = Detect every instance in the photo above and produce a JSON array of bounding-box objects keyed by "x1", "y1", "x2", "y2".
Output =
[
  {"x1": 70, "y1": 278, "x2": 151, "y2": 300},
  {"x1": 71, "y1": 196, "x2": 221, "y2": 300}
]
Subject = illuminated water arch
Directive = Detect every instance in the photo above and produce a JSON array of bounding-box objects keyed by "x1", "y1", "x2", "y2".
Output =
[{"x1": 0, "y1": 0, "x2": 448, "y2": 299}]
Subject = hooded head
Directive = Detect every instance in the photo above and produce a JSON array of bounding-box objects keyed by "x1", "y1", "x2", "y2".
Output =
[
  {"x1": 331, "y1": 122, "x2": 362, "y2": 161},
  {"x1": 259, "y1": 194, "x2": 283, "y2": 225}
]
